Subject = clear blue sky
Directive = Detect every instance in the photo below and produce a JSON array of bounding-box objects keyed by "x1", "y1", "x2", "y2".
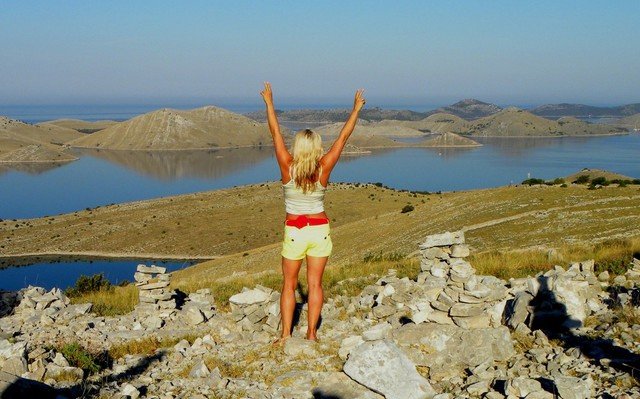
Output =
[{"x1": 1, "y1": 1, "x2": 638, "y2": 107}]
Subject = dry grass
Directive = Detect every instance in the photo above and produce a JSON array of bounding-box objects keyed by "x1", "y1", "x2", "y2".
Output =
[
  {"x1": 470, "y1": 237, "x2": 640, "y2": 279},
  {"x1": 108, "y1": 334, "x2": 199, "y2": 360},
  {"x1": 70, "y1": 285, "x2": 138, "y2": 316}
]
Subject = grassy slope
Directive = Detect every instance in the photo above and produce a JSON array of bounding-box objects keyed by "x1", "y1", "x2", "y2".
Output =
[{"x1": 3, "y1": 182, "x2": 638, "y2": 283}]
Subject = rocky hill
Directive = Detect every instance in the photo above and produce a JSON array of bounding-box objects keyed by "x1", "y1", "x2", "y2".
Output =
[
  {"x1": 245, "y1": 107, "x2": 427, "y2": 123},
  {"x1": 38, "y1": 119, "x2": 118, "y2": 134},
  {"x1": 0, "y1": 116, "x2": 83, "y2": 145},
  {"x1": 530, "y1": 103, "x2": 640, "y2": 118},
  {"x1": 615, "y1": 113, "x2": 640, "y2": 129},
  {"x1": 426, "y1": 99, "x2": 503, "y2": 120},
  {"x1": 379, "y1": 113, "x2": 472, "y2": 134},
  {"x1": 467, "y1": 108, "x2": 627, "y2": 137},
  {"x1": 0, "y1": 117, "x2": 79, "y2": 163},
  {"x1": 416, "y1": 132, "x2": 482, "y2": 147},
  {"x1": 68, "y1": 106, "x2": 277, "y2": 150}
]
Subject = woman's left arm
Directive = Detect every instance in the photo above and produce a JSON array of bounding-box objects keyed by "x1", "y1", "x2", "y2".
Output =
[{"x1": 261, "y1": 82, "x2": 291, "y2": 181}]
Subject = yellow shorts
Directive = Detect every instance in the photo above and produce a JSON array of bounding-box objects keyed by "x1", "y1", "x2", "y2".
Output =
[{"x1": 281, "y1": 223, "x2": 333, "y2": 260}]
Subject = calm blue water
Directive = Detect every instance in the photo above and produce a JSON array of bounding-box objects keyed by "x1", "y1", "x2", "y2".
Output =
[
  {"x1": 1, "y1": 135, "x2": 638, "y2": 220},
  {"x1": 0, "y1": 259, "x2": 192, "y2": 291}
]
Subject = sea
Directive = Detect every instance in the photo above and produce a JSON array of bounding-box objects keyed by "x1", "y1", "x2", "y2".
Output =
[{"x1": 0, "y1": 104, "x2": 638, "y2": 290}]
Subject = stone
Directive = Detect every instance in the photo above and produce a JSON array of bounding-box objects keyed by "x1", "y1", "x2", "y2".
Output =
[
  {"x1": 422, "y1": 247, "x2": 449, "y2": 260},
  {"x1": 505, "y1": 291, "x2": 534, "y2": 328},
  {"x1": 137, "y1": 281, "x2": 170, "y2": 290},
  {"x1": 343, "y1": 340, "x2": 436, "y2": 399},
  {"x1": 339, "y1": 336, "x2": 364, "y2": 360},
  {"x1": 283, "y1": 337, "x2": 318, "y2": 357},
  {"x1": 185, "y1": 307, "x2": 205, "y2": 325},
  {"x1": 452, "y1": 314, "x2": 491, "y2": 329},
  {"x1": 554, "y1": 375, "x2": 592, "y2": 399},
  {"x1": 189, "y1": 359, "x2": 210, "y2": 378},
  {"x1": 420, "y1": 231, "x2": 465, "y2": 249},
  {"x1": 0, "y1": 370, "x2": 59, "y2": 398},
  {"x1": 362, "y1": 322, "x2": 392, "y2": 341},
  {"x1": 121, "y1": 382, "x2": 141, "y2": 398},
  {"x1": 52, "y1": 352, "x2": 69, "y2": 367},
  {"x1": 466, "y1": 380, "x2": 490, "y2": 396},
  {"x1": 229, "y1": 289, "x2": 270, "y2": 305},
  {"x1": 449, "y1": 303, "x2": 484, "y2": 317},
  {"x1": 450, "y1": 244, "x2": 470, "y2": 258},
  {"x1": 1, "y1": 356, "x2": 27, "y2": 375},
  {"x1": 142, "y1": 315, "x2": 164, "y2": 330},
  {"x1": 505, "y1": 377, "x2": 543, "y2": 397},
  {"x1": 136, "y1": 264, "x2": 167, "y2": 274}
]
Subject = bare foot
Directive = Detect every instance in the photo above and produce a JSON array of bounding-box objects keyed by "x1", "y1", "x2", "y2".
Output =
[
  {"x1": 306, "y1": 334, "x2": 318, "y2": 341},
  {"x1": 272, "y1": 335, "x2": 290, "y2": 346}
]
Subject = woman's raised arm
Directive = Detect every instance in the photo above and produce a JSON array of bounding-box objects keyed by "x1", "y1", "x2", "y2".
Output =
[
  {"x1": 321, "y1": 89, "x2": 366, "y2": 174},
  {"x1": 261, "y1": 82, "x2": 292, "y2": 181}
]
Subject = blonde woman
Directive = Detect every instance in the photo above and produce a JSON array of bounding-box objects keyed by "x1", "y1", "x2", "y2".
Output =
[{"x1": 260, "y1": 82, "x2": 365, "y2": 342}]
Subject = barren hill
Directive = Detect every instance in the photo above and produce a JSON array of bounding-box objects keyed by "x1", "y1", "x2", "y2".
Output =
[
  {"x1": 426, "y1": 99, "x2": 502, "y2": 120},
  {"x1": 39, "y1": 119, "x2": 118, "y2": 134},
  {"x1": 0, "y1": 116, "x2": 83, "y2": 144},
  {"x1": 379, "y1": 113, "x2": 471, "y2": 134},
  {"x1": 416, "y1": 132, "x2": 481, "y2": 147},
  {"x1": 245, "y1": 107, "x2": 426, "y2": 123},
  {"x1": 68, "y1": 106, "x2": 277, "y2": 150},
  {"x1": 530, "y1": 103, "x2": 640, "y2": 118},
  {"x1": 615, "y1": 113, "x2": 640, "y2": 129},
  {"x1": 468, "y1": 108, "x2": 627, "y2": 137}
]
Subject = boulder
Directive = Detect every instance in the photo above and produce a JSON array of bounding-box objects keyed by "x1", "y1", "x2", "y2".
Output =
[{"x1": 343, "y1": 339, "x2": 436, "y2": 399}]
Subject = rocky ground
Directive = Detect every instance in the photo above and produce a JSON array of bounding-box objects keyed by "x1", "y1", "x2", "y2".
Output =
[{"x1": 1, "y1": 231, "x2": 640, "y2": 398}]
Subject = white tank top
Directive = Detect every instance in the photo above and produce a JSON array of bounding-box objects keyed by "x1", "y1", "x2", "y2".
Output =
[{"x1": 283, "y1": 166, "x2": 326, "y2": 214}]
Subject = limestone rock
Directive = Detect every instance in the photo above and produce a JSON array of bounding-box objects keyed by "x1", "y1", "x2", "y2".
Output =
[
  {"x1": 420, "y1": 231, "x2": 465, "y2": 249},
  {"x1": 343, "y1": 339, "x2": 436, "y2": 399}
]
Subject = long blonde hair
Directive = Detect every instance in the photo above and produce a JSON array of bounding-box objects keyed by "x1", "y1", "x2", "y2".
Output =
[{"x1": 291, "y1": 129, "x2": 323, "y2": 193}]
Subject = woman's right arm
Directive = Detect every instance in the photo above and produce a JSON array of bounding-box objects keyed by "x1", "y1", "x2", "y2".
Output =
[
  {"x1": 322, "y1": 89, "x2": 366, "y2": 174},
  {"x1": 261, "y1": 82, "x2": 292, "y2": 182}
]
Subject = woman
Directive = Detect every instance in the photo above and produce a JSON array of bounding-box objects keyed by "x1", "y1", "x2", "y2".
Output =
[{"x1": 260, "y1": 82, "x2": 365, "y2": 343}]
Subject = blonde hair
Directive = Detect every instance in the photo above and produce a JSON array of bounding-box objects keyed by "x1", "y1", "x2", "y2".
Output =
[{"x1": 291, "y1": 129, "x2": 323, "y2": 193}]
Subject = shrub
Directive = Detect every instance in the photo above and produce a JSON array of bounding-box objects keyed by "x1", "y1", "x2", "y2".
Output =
[
  {"x1": 552, "y1": 178, "x2": 565, "y2": 185},
  {"x1": 65, "y1": 273, "x2": 112, "y2": 298},
  {"x1": 521, "y1": 178, "x2": 545, "y2": 186},
  {"x1": 58, "y1": 342, "x2": 107, "y2": 374},
  {"x1": 574, "y1": 175, "x2": 590, "y2": 184},
  {"x1": 560, "y1": 183, "x2": 568, "y2": 188},
  {"x1": 401, "y1": 205, "x2": 414, "y2": 213},
  {"x1": 591, "y1": 176, "x2": 609, "y2": 186},
  {"x1": 633, "y1": 179, "x2": 640, "y2": 185}
]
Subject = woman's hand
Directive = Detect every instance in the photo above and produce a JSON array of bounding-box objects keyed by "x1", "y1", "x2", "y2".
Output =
[
  {"x1": 353, "y1": 89, "x2": 366, "y2": 112},
  {"x1": 261, "y1": 82, "x2": 274, "y2": 106}
]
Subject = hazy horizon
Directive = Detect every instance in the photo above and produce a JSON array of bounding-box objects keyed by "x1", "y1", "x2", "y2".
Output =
[{"x1": 1, "y1": 1, "x2": 639, "y2": 106}]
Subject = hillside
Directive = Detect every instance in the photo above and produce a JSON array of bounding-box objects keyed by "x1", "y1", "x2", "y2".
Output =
[
  {"x1": 530, "y1": 103, "x2": 640, "y2": 118},
  {"x1": 245, "y1": 107, "x2": 427, "y2": 123},
  {"x1": 379, "y1": 113, "x2": 471, "y2": 134},
  {"x1": 0, "y1": 117, "x2": 79, "y2": 163},
  {"x1": 39, "y1": 118, "x2": 118, "y2": 133},
  {"x1": 68, "y1": 106, "x2": 277, "y2": 150},
  {"x1": 2, "y1": 181, "x2": 638, "y2": 277},
  {"x1": 426, "y1": 99, "x2": 502, "y2": 120},
  {"x1": 565, "y1": 168, "x2": 636, "y2": 183},
  {"x1": 468, "y1": 108, "x2": 627, "y2": 137},
  {"x1": 416, "y1": 132, "x2": 481, "y2": 147},
  {"x1": 314, "y1": 120, "x2": 424, "y2": 137},
  {"x1": 0, "y1": 116, "x2": 83, "y2": 145},
  {"x1": 615, "y1": 113, "x2": 640, "y2": 129}
]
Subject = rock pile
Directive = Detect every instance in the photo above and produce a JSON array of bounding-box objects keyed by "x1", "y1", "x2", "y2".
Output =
[
  {"x1": 229, "y1": 285, "x2": 280, "y2": 333},
  {"x1": 506, "y1": 259, "x2": 605, "y2": 330},
  {"x1": 134, "y1": 264, "x2": 176, "y2": 311}
]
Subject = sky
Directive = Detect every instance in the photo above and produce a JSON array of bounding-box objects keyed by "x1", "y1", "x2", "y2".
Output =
[{"x1": 1, "y1": 1, "x2": 639, "y2": 108}]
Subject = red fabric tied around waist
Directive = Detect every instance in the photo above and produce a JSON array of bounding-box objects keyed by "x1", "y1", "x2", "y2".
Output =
[{"x1": 285, "y1": 215, "x2": 330, "y2": 229}]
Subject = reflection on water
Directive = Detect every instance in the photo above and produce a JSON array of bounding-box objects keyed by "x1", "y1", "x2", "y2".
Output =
[
  {"x1": 0, "y1": 162, "x2": 68, "y2": 176},
  {"x1": 77, "y1": 147, "x2": 273, "y2": 180}
]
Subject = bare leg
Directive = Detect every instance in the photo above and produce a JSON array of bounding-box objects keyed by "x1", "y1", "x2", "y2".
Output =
[
  {"x1": 278, "y1": 256, "x2": 303, "y2": 341},
  {"x1": 306, "y1": 255, "x2": 328, "y2": 340}
]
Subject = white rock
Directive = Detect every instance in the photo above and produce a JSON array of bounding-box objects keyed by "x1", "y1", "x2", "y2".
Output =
[
  {"x1": 362, "y1": 322, "x2": 392, "y2": 341},
  {"x1": 229, "y1": 288, "x2": 270, "y2": 305},
  {"x1": 343, "y1": 339, "x2": 436, "y2": 399},
  {"x1": 419, "y1": 231, "x2": 465, "y2": 249}
]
